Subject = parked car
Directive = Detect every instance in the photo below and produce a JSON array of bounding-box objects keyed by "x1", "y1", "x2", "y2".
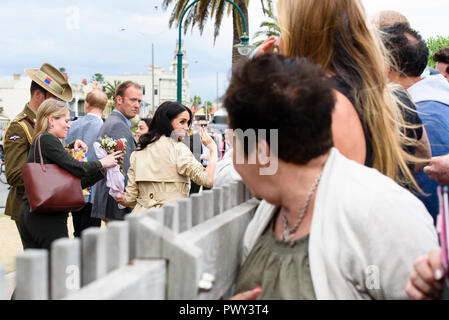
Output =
[{"x1": 208, "y1": 108, "x2": 228, "y2": 135}]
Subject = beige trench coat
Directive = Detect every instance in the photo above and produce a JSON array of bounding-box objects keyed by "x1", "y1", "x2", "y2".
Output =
[{"x1": 124, "y1": 135, "x2": 211, "y2": 213}]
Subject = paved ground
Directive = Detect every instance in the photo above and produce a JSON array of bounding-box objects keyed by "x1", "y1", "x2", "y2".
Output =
[
  {"x1": 0, "y1": 182, "x2": 19, "y2": 274},
  {"x1": 0, "y1": 215, "x2": 22, "y2": 273}
]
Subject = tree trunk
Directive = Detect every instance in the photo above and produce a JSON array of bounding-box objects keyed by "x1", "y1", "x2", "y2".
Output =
[{"x1": 232, "y1": 0, "x2": 249, "y2": 67}]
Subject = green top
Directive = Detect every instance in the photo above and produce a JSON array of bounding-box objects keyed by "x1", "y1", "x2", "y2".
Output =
[{"x1": 234, "y1": 216, "x2": 316, "y2": 300}]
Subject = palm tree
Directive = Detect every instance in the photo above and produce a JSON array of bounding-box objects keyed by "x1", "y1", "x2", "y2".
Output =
[
  {"x1": 191, "y1": 94, "x2": 202, "y2": 108},
  {"x1": 162, "y1": 0, "x2": 271, "y2": 65},
  {"x1": 204, "y1": 100, "x2": 213, "y2": 119},
  {"x1": 91, "y1": 73, "x2": 105, "y2": 83},
  {"x1": 251, "y1": 1, "x2": 280, "y2": 48},
  {"x1": 104, "y1": 80, "x2": 122, "y2": 100},
  {"x1": 103, "y1": 80, "x2": 122, "y2": 114}
]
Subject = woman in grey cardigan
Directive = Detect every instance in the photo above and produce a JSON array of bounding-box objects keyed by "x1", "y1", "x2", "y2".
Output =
[{"x1": 228, "y1": 54, "x2": 437, "y2": 300}]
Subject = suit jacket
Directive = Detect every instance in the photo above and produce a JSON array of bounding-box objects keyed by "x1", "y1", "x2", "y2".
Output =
[
  {"x1": 91, "y1": 111, "x2": 136, "y2": 220},
  {"x1": 65, "y1": 113, "x2": 104, "y2": 203}
]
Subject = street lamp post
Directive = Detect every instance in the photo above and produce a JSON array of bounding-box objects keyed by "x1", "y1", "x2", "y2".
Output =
[
  {"x1": 121, "y1": 28, "x2": 156, "y2": 115},
  {"x1": 176, "y1": 0, "x2": 253, "y2": 103}
]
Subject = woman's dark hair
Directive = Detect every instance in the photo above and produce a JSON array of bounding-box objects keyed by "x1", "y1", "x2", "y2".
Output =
[
  {"x1": 224, "y1": 53, "x2": 335, "y2": 165},
  {"x1": 139, "y1": 117, "x2": 153, "y2": 130},
  {"x1": 137, "y1": 101, "x2": 192, "y2": 150}
]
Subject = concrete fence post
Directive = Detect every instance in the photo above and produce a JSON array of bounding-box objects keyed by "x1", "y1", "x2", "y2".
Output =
[
  {"x1": 146, "y1": 207, "x2": 165, "y2": 225},
  {"x1": 230, "y1": 182, "x2": 238, "y2": 208},
  {"x1": 202, "y1": 190, "x2": 214, "y2": 221},
  {"x1": 163, "y1": 203, "x2": 180, "y2": 233},
  {"x1": 244, "y1": 184, "x2": 252, "y2": 201},
  {"x1": 125, "y1": 214, "x2": 145, "y2": 261},
  {"x1": 51, "y1": 238, "x2": 81, "y2": 300},
  {"x1": 81, "y1": 228, "x2": 107, "y2": 286},
  {"x1": 236, "y1": 181, "x2": 246, "y2": 205},
  {"x1": 177, "y1": 198, "x2": 192, "y2": 232},
  {"x1": 15, "y1": 249, "x2": 49, "y2": 300},
  {"x1": 222, "y1": 185, "x2": 231, "y2": 211},
  {"x1": 191, "y1": 193, "x2": 204, "y2": 226},
  {"x1": 106, "y1": 221, "x2": 129, "y2": 273},
  {"x1": 212, "y1": 187, "x2": 223, "y2": 216}
]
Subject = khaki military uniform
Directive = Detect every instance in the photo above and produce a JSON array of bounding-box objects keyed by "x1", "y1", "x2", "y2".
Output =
[{"x1": 3, "y1": 103, "x2": 36, "y2": 221}]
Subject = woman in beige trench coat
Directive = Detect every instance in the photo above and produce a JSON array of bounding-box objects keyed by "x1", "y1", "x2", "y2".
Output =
[{"x1": 116, "y1": 101, "x2": 217, "y2": 213}]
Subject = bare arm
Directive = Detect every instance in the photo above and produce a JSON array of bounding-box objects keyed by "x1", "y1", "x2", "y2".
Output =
[
  {"x1": 200, "y1": 127, "x2": 218, "y2": 187},
  {"x1": 331, "y1": 90, "x2": 366, "y2": 164}
]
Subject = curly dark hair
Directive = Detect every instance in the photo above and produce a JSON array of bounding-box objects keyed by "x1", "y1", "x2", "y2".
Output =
[
  {"x1": 381, "y1": 23, "x2": 429, "y2": 77},
  {"x1": 433, "y1": 47, "x2": 449, "y2": 64},
  {"x1": 137, "y1": 101, "x2": 192, "y2": 150},
  {"x1": 223, "y1": 53, "x2": 335, "y2": 165},
  {"x1": 433, "y1": 47, "x2": 449, "y2": 74}
]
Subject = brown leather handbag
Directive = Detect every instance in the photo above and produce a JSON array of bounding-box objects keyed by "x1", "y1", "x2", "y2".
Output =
[{"x1": 21, "y1": 134, "x2": 86, "y2": 213}]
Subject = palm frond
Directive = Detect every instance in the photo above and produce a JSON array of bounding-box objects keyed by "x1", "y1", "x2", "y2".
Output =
[{"x1": 213, "y1": 0, "x2": 226, "y2": 43}]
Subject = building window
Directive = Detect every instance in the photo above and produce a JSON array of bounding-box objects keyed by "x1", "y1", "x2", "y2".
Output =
[
  {"x1": 77, "y1": 99, "x2": 85, "y2": 117},
  {"x1": 183, "y1": 68, "x2": 185, "y2": 79},
  {"x1": 142, "y1": 85, "x2": 145, "y2": 95}
]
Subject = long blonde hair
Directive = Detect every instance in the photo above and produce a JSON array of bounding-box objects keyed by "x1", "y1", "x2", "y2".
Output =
[
  {"x1": 33, "y1": 98, "x2": 71, "y2": 140},
  {"x1": 277, "y1": 0, "x2": 421, "y2": 190}
]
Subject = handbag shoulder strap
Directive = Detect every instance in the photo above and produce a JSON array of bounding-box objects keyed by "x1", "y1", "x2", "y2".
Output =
[{"x1": 33, "y1": 134, "x2": 45, "y2": 167}]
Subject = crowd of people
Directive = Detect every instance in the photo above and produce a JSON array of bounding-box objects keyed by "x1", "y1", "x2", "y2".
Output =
[{"x1": 2, "y1": 0, "x2": 449, "y2": 300}]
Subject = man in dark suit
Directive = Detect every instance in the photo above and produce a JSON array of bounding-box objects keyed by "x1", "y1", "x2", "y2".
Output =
[
  {"x1": 65, "y1": 89, "x2": 108, "y2": 236},
  {"x1": 92, "y1": 81, "x2": 142, "y2": 221}
]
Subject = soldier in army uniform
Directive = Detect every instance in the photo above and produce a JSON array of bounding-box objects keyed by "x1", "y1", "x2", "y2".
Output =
[{"x1": 2, "y1": 63, "x2": 73, "y2": 239}]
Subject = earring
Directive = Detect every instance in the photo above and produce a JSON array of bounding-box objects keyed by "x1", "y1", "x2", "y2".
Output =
[{"x1": 50, "y1": 124, "x2": 54, "y2": 129}]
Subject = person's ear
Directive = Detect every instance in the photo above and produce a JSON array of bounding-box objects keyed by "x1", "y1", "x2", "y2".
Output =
[
  {"x1": 258, "y1": 136, "x2": 278, "y2": 176},
  {"x1": 48, "y1": 116, "x2": 55, "y2": 129},
  {"x1": 33, "y1": 89, "x2": 45, "y2": 103},
  {"x1": 116, "y1": 95, "x2": 123, "y2": 106},
  {"x1": 257, "y1": 139, "x2": 271, "y2": 166}
]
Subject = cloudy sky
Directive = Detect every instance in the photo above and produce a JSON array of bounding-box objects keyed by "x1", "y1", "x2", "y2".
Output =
[{"x1": 0, "y1": 0, "x2": 448, "y2": 104}]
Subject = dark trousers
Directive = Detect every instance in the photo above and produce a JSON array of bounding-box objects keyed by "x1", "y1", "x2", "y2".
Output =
[
  {"x1": 189, "y1": 181, "x2": 211, "y2": 195},
  {"x1": 189, "y1": 164, "x2": 210, "y2": 195},
  {"x1": 18, "y1": 200, "x2": 68, "y2": 250},
  {"x1": 71, "y1": 203, "x2": 101, "y2": 238}
]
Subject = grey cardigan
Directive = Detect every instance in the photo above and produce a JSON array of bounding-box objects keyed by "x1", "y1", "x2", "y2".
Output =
[{"x1": 243, "y1": 148, "x2": 438, "y2": 299}]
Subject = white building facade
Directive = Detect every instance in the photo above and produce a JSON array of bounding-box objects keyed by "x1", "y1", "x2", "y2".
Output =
[
  {"x1": 0, "y1": 44, "x2": 190, "y2": 121},
  {"x1": 104, "y1": 43, "x2": 190, "y2": 116}
]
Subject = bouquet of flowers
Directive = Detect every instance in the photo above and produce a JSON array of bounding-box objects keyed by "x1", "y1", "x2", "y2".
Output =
[
  {"x1": 97, "y1": 136, "x2": 127, "y2": 174},
  {"x1": 66, "y1": 147, "x2": 91, "y2": 197},
  {"x1": 93, "y1": 135, "x2": 128, "y2": 209}
]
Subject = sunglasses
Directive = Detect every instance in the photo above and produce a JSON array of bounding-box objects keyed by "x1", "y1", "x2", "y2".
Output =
[{"x1": 200, "y1": 124, "x2": 207, "y2": 127}]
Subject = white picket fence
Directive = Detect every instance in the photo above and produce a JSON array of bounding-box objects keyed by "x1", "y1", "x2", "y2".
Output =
[{"x1": 0, "y1": 181, "x2": 260, "y2": 300}]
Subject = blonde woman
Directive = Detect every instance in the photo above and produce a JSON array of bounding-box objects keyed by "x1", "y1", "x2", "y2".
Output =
[
  {"x1": 18, "y1": 99, "x2": 121, "y2": 250},
  {"x1": 256, "y1": 0, "x2": 422, "y2": 189}
]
